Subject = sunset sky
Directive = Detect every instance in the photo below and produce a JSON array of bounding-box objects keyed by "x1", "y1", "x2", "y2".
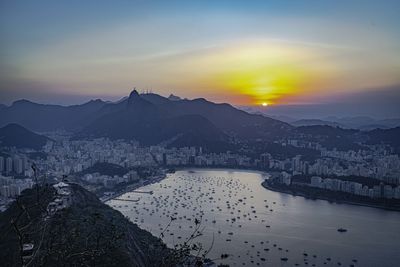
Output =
[{"x1": 1, "y1": 0, "x2": 399, "y2": 115}]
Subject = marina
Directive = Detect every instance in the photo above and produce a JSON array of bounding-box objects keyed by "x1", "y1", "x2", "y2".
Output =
[{"x1": 108, "y1": 169, "x2": 400, "y2": 267}]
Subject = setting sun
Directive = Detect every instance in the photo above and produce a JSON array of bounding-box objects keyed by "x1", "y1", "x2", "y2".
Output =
[{"x1": 262, "y1": 102, "x2": 268, "y2": 107}]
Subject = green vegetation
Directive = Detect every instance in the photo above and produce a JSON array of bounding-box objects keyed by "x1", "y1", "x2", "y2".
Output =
[
  {"x1": 0, "y1": 182, "x2": 216, "y2": 266},
  {"x1": 264, "y1": 180, "x2": 400, "y2": 211},
  {"x1": 0, "y1": 184, "x2": 172, "y2": 266},
  {"x1": 79, "y1": 162, "x2": 129, "y2": 177},
  {"x1": 291, "y1": 174, "x2": 396, "y2": 187}
]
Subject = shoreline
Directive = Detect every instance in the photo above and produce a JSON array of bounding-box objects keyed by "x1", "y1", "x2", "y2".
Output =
[
  {"x1": 103, "y1": 166, "x2": 274, "y2": 203},
  {"x1": 261, "y1": 180, "x2": 400, "y2": 212},
  {"x1": 174, "y1": 166, "x2": 274, "y2": 176},
  {"x1": 104, "y1": 166, "x2": 400, "y2": 212},
  {"x1": 101, "y1": 174, "x2": 168, "y2": 203}
]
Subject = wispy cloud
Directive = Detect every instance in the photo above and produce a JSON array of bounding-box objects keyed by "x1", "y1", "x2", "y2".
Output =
[{"x1": 1, "y1": 0, "x2": 399, "y2": 112}]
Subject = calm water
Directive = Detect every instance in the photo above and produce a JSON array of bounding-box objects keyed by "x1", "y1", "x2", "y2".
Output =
[{"x1": 108, "y1": 169, "x2": 400, "y2": 267}]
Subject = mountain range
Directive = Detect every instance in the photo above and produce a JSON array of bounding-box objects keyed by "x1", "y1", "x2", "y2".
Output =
[
  {"x1": 0, "y1": 90, "x2": 399, "y2": 153},
  {"x1": 293, "y1": 116, "x2": 400, "y2": 130},
  {"x1": 0, "y1": 90, "x2": 292, "y2": 151},
  {"x1": 240, "y1": 106, "x2": 400, "y2": 130}
]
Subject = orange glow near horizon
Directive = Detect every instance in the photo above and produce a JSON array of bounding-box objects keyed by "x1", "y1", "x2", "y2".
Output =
[
  {"x1": 3, "y1": 1, "x2": 399, "y2": 109},
  {"x1": 16, "y1": 38, "x2": 399, "y2": 107},
  {"x1": 173, "y1": 42, "x2": 331, "y2": 106}
]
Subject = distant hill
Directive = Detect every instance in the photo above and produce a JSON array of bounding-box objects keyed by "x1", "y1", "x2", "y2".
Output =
[
  {"x1": 290, "y1": 119, "x2": 344, "y2": 128},
  {"x1": 0, "y1": 99, "x2": 107, "y2": 132},
  {"x1": 287, "y1": 117, "x2": 400, "y2": 130},
  {"x1": 72, "y1": 90, "x2": 292, "y2": 151},
  {"x1": 0, "y1": 123, "x2": 50, "y2": 150},
  {"x1": 0, "y1": 183, "x2": 173, "y2": 266},
  {"x1": 323, "y1": 116, "x2": 400, "y2": 130},
  {"x1": 292, "y1": 125, "x2": 364, "y2": 151},
  {"x1": 240, "y1": 109, "x2": 400, "y2": 130},
  {"x1": 79, "y1": 162, "x2": 129, "y2": 177},
  {"x1": 290, "y1": 125, "x2": 400, "y2": 153},
  {"x1": 168, "y1": 94, "x2": 182, "y2": 101},
  {"x1": 141, "y1": 92, "x2": 292, "y2": 140},
  {"x1": 357, "y1": 124, "x2": 391, "y2": 131},
  {"x1": 3, "y1": 90, "x2": 398, "y2": 153},
  {"x1": 294, "y1": 125, "x2": 359, "y2": 136},
  {"x1": 1, "y1": 90, "x2": 291, "y2": 151},
  {"x1": 367, "y1": 127, "x2": 400, "y2": 153},
  {"x1": 75, "y1": 91, "x2": 230, "y2": 150}
]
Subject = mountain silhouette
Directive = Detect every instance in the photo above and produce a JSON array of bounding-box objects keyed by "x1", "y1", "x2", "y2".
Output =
[
  {"x1": 75, "y1": 90, "x2": 229, "y2": 150},
  {"x1": 0, "y1": 99, "x2": 107, "y2": 132},
  {"x1": 0, "y1": 90, "x2": 291, "y2": 150},
  {"x1": 0, "y1": 123, "x2": 50, "y2": 150},
  {"x1": 1, "y1": 90, "x2": 399, "y2": 153},
  {"x1": 140, "y1": 93, "x2": 293, "y2": 140}
]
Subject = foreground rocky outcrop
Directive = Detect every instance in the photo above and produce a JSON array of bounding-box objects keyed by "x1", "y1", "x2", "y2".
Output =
[{"x1": 0, "y1": 183, "x2": 175, "y2": 267}]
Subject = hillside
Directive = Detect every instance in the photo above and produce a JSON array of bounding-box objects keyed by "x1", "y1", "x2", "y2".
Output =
[
  {"x1": 367, "y1": 127, "x2": 400, "y2": 153},
  {"x1": 288, "y1": 125, "x2": 400, "y2": 153},
  {"x1": 79, "y1": 162, "x2": 129, "y2": 177},
  {"x1": 4, "y1": 90, "x2": 398, "y2": 154},
  {"x1": 0, "y1": 123, "x2": 50, "y2": 150},
  {"x1": 142, "y1": 93, "x2": 292, "y2": 140},
  {"x1": 0, "y1": 183, "x2": 174, "y2": 266},
  {"x1": 77, "y1": 90, "x2": 291, "y2": 147},
  {"x1": 0, "y1": 90, "x2": 292, "y2": 151},
  {"x1": 292, "y1": 125, "x2": 364, "y2": 151},
  {"x1": 75, "y1": 90, "x2": 230, "y2": 150},
  {"x1": 0, "y1": 99, "x2": 107, "y2": 132},
  {"x1": 290, "y1": 119, "x2": 344, "y2": 128}
]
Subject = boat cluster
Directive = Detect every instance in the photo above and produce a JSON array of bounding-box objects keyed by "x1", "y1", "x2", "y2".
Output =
[{"x1": 111, "y1": 172, "x2": 358, "y2": 266}]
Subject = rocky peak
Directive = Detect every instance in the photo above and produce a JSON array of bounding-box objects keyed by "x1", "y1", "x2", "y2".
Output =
[
  {"x1": 127, "y1": 89, "x2": 142, "y2": 106},
  {"x1": 168, "y1": 94, "x2": 182, "y2": 101}
]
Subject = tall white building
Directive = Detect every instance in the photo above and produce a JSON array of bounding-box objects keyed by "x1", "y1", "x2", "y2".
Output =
[
  {"x1": 5, "y1": 157, "x2": 13, "y2": 174},
  {"x1": 0, "y1": 156, "x2": 4, "y2": 172}
]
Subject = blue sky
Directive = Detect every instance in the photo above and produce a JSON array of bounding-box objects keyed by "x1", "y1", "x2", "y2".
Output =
[{"x1": 0, "y1": 0, "x2": 399, "y2": 117}]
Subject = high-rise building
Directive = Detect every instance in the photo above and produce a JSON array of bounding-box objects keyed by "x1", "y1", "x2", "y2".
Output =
[
  {"x1": 0, "y1": 185, "x2": 10, "y2": 197},
  {"x1": 14, "y1": 157, "x2": 23, "y2": 174},
  {"x1": 292, "y1": 155, "x2": 301, "y2": 172},
  {"x1": 0, "y1": 156, "x2": 4, "y2": 173},
  {"x1": 5, "y1": 157, "x2": 13, "y2": 174},
  {"x1": 260, "y1": 153, "x2": 271, "y2": 169}
]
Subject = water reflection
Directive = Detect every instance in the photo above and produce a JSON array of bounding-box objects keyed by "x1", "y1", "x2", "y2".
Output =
[{"x1": 108, "y1": 169, "x2": 400, "y2": 267}]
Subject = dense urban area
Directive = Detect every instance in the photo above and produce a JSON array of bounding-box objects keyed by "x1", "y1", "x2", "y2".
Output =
[{"x1": 2, "y1": 129, "x2": 400, "y2": 211}]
